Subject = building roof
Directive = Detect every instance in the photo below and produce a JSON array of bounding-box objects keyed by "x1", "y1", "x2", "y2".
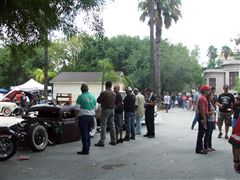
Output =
[
  {"x1": 50, "y1": 72, "x2": 102, "y2": 83},
  {"x1": 204, "y1": 68, "x2": 225, "y2": 74},
  {"x1": 50, "y1": 72, "x2": 124, "y2": 83},
  {"x1": 221, "y1": 59, "x2": 240, "y2": 66}
]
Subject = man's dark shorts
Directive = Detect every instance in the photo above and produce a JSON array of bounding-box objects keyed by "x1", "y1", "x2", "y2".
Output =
[
  {"x1": 218, "y1": 112, "x2": 232, "y2": 127},
  {"x1": 115, "y1": 113, "x2": 123, "y2": 132}
]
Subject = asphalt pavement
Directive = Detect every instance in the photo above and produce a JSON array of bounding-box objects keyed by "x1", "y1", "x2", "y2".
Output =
[{"x1": 0, "y1": 108, "x2": 239, "y2": 180}]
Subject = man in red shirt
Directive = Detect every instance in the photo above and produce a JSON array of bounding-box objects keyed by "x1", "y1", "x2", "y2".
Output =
[
  {"x1": 229, "y1": 97, "x2": 240, "y2": 174},
  {"x1": 195, "y1": 85, "x2": 210, "y2": 154}
]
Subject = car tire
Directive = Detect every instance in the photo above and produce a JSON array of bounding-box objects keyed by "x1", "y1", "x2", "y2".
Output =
[
  {"x1": 0, "y1": 137, "x2": 17, "y2": 161},
  {"x1": 89, "y1": 117, "x2": 97, "y2": 138},
  {"x1": 2, "y1": 107, "x2": 12, "y2": 117},
  {"x1": 28, "y1": 125, "x2": 48, "y2": 152}
]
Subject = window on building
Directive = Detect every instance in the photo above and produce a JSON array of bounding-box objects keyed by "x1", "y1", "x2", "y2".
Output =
[
  {"x1": 229, "y1": 72, "x2": 239, "y2": 89},
  {"x1": 209, "y1": 78, "x2": 216, "y2": 89}
]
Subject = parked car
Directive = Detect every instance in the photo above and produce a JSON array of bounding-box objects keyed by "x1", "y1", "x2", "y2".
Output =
[
  {"x1": 9, "y1": 104, "x2": 97, "y2": 152},
  {"x1": 0, "y1": 102, "x2": 19, "y2": 116}
]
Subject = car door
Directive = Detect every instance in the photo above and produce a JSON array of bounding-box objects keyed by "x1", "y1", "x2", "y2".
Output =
[{"x1": 61, "y1": 108, "x2": 80, "y2": 143}]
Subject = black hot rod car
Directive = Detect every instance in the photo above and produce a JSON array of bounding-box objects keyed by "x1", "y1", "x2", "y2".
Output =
[{"x1": 9, "y1": 104, "x2": 97, "y2": 152}]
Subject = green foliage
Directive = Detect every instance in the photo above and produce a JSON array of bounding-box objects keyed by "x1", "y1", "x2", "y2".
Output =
[
  {"x1": 207, "y1": 45, "x2": 218, "y2": 68},
  {"x1": 160, "y1": 41, "x2": 203, "y2": 92},
  {"x1": 221, "y1": 45, "x2": 232, "y2": 60},
  {"x1": 236, "y1": 78, "x2": 240, "y2": 93},
  {"x1": 207, "y1": 45, "x2": 218, "y2": 60},
  {"x1": 97, "y1": 59, "x2": 116, "y2": 81},
  {"x1": 33, "y1": 68, "x2": 57, "y2": 84},
  {"x1": 0, "y1": 34, "x2": 204, "y2": 93},
  {"x1": 208, "y1": 59, "x2": 217, "y2": 68},
  {"x1": 0, "y1": 0, "x2": 106, "y2": 44}
]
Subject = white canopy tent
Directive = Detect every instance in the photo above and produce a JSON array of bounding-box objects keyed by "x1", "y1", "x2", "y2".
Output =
[{"x1": 11, "y1": 79, "x2": 44, "y2": 91}]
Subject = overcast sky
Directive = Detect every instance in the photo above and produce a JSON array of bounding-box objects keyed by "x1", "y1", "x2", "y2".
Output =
[{"x1": 101, "y1": 0, "x2": 240, "y2": 64}]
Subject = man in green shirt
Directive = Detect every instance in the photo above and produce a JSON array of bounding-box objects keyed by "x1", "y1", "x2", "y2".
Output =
[{"x1": 76, "y1": 83, "x2": 96, "y2": 155}]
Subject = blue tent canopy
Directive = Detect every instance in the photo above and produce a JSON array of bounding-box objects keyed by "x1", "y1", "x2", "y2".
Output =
[{"x1": 0, "y1": 88, "x2": 9, "y2": 93}]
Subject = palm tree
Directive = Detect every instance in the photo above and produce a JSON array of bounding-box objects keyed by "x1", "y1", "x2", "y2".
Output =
[
  {"x1": 221, "y1": 46, "x2": 232, "y2": 60},
  {"x1": 207, "y1": 45, "x2": 218, "y2": 60},
  {"x1": 155, "y1": 0, "x2": 181, "y2": 98},
  {"x1": 139, "y1": 0, "x2": 155, "y2": 91},
  {"x1": 139, "y1": 0, "x2": 181, "y2": 98},
  {"x1": 207, "y1": 45, "x2": 218, "y2": 68},
  {"x1": 33, "y1": 68, "x2": 57, "y2": 84}
]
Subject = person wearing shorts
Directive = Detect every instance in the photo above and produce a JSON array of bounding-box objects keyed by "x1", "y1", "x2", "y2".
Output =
[
  {"x1": 114, "y1": 85, "x2": 124, "y2": 143},
  {"x1": 217, "y1": 85, "x2": 235, "y2": 139}
]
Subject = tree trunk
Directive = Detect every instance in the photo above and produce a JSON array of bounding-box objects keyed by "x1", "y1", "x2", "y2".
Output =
[
  {"x1": 44, "y1": 34, "x2": 49, "y2": 103},
  {"x1": 149, "y1": 0, "x2": 155, "y2": 91},
  {"x1": 155, "y1": 2, "x2": 162, "y2": 102}
]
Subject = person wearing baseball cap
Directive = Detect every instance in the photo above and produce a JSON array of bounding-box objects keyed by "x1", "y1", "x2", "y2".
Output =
[
  {"x1": 195, "y1": 85, "x2": 210, "y2": 154},
  {"x1": 216, "y1": 85, "x2": 235, "y2": 139}
]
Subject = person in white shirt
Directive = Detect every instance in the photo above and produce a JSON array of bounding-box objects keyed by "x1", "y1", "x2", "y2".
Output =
[
  {"x1": 164, "y1": 92, "x2": 171, "y2": 113},
  {"x1": 134, "y1": 88, "x2": 145, "y2": 135}
]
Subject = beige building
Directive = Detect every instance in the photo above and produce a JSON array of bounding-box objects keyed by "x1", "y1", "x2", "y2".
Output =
[
  {"x1": 204, "y1": 59, "x2": 240, "y2": 95},
  {"x1": 50, "y1": 72, "x2": 125, "y2": 104}
]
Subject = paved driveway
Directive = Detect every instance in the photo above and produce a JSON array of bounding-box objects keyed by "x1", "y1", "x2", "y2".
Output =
[{"x1": 0, "y1": 109, "x2": 239, "y2": 180}]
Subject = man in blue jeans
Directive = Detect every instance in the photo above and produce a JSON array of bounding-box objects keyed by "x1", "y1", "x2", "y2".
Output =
[
  {"x1": 134, "y1": 88, "x2": 145, "y2": 135},
  {"x1": 123, "y1": 87, "x2": 136, "y2": 141},
  {"x1": 75, "y1": 83, "x2": 96, "y2": 155}
]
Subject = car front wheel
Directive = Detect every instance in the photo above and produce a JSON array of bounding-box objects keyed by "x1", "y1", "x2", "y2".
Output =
[
  {"x1": 2, "y1": 107, "x2": 12, "y2": 117},
  {"x1": 28, "y1": 125, "x2": 48, "y2": 152}
]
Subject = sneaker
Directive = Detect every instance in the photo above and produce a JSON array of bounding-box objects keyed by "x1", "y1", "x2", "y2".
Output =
[
  {"x1": 143, "y1": 134, "x2": 149, "y2": 137},
  {"x1": 95, "y1": 142, "x2": 105, "y2": 147},
  {"x1": 225, "y1": 135, "x2": 229, "y2": 139},
  {"x1": 130, "y1": 136, "x2": 135, "y2": 140},
  {"x1": 218, "y1": 133, "x2": 222, "y2": 138}
]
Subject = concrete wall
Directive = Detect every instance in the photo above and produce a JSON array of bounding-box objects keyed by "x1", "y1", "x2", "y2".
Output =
[
  {"x1": 205, "y1": 72, "x2": 225, "y2": 95},
  {"x1": 52, "y1": 82, "x2": 102, "y2": 104}
]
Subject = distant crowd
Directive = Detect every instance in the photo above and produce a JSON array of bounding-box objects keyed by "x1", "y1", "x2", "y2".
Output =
[
  {"x1": 13, "y1": 91, "x2": 40, "y2": 115},
  {"x1": 162, "y1": 91, "x2": 200, "y2": 113}
]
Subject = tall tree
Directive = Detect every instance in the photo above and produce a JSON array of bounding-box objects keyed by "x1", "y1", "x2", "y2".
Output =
[
  {"x1": 207, "y1": 45, "x2": 218, "y2": 68},
  {"x1": 155, "y1": 0, "x2": 181, "y2": 99},
  {"x1": 207, "y1": 45, "x2": 218, "y2": 60},
  {"x1": 139, "y1": 0, "x2": 155, "y2": 91},
  {"x1": 0, "y1": 0, "x2": 107, "y2": 102},
  {"x1": 139, "y1": 0, "x2": 181, "y2": 99},
  {"x1": 221, "y1": 45, "x2": 232, "y2": 60}
]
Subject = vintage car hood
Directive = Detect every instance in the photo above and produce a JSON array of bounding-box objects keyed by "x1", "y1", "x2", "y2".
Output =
[
  {"x1": 0, "y1": 101, "x2": 19, "y2": 108},
  {"x1": 28, "y1": 104, "x2": 78, "y2": 112}
]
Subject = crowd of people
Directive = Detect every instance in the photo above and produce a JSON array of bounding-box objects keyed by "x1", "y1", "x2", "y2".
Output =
[
  {"x1": 162, "y1": 91, "x2": 195, "y2": 113},
  {"x1": 74, "y1": 81, "x2": 240, "y2": 173},
  {"x1": 13, "y1": 91, "x2": 40, "y2": 115},
  {"x1": 194, "y1": 84, "x2": 240, "y2": 173},
  {"x1": 75, "y1": 81, "x2": 157, "y2": 155}
]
